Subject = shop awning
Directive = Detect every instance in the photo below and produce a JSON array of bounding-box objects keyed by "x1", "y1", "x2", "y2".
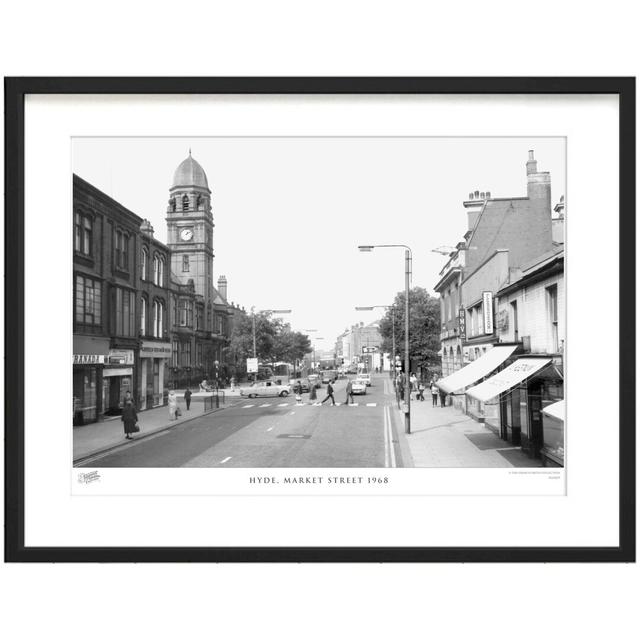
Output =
[
  {"x1": 436, "y1": 345, "x2": 517, "y2": 394},
  {"x1": 542, "y1": 399, "x2": 565, "y2": 422},
  {"x1": 466, "y1": 358, "x2": 552, "y2": 402}
]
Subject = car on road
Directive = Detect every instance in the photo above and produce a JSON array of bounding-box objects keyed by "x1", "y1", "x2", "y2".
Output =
[
  {"x1": 351, "y1": 379, "x2": 367, "y2": 395},
  {"x1": 358, "y1": 373, "x2": 372, "y2": 387},
  {"x1": 321, "y1": 370, "x2": 337, "y2": 384},
  {"x1": 307, "y1": 374, "x2": 322, "y2": 389},
  {"x1": 289, "y1": 378, "x2": 310, "y2": 393},
  {"x1": 240, "y1": 380, "x2": 292, "y2": 398}
]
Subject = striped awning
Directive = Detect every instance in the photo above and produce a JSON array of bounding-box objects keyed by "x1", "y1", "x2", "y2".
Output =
[
  {"x1": 466, "y1": 358, "x2": 552, "y2": 402},
  {"x1": 436, "y1": 345, "x2": 516, "y2": 394}
]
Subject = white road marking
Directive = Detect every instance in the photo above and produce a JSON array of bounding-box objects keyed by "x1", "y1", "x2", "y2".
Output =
[
  {"x1": 348, "y1": 403, "x2": 359, "y2": 407},
  {"x1": 220, "y1": 456, "x2": 232, "y2": 464},
  {"x1": 366, "y1": 403, "x2": 377, "y2": 407},
  {"x1": 278, "y1": 403, "x2": 289, "y2": 407},
  {"x1": 260, "y1": 403, "x2": 272, "y2": 407},
  {"x1": 266, "y1": 427, "x2": 273, "y2": 432},
  {"x1": 384, "y1": 405, "x2": 396, "y2": 468},
  {"x1": 243, "y1": 404, "x2": 255, "y2": 408},
  {"x1": 313, "y1": 402, "x2": 322, "y2": 406},
  {"x1": 287, "y1": 434, "x2": 305, "y2": 438}
]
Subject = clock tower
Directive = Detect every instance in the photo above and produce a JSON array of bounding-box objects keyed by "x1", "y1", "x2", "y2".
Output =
[{"x1": 166, "y1": 151, "x2": 215, "y2": 299}]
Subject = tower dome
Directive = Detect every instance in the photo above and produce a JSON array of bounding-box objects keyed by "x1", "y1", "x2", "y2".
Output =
[{"x1": 171, "y1": 151, "x2": 209, "y2": 191}]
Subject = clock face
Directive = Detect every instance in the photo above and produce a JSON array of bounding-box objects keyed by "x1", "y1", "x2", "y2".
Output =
[{"x1": 180, "y1": 228, "x2": 194, "y2": 241}]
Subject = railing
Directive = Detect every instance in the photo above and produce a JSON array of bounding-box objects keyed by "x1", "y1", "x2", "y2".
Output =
[{"x1": 204, "y1": 389, "x2": 226, "y2": 411}]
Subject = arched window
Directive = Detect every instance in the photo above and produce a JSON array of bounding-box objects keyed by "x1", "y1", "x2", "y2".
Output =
[
  {"x1": 141, "y1": 248, "x2": 148, "y2": 280},
  {"x1": 182, "y1": 195, "x2": 189, "y2": 211},
  {"x1": 140, "y1": 296, "x2": 147, "y2": 336},
  {"x1": 207, "y1": 303, "x2": 212, "y2": 331},
  {"x1": 158, "y1": 257, "x2": 164, "y2": 286},
  {"x1": 170, "y1": 198, "x2": 176, "y2": 212},
  {"x1": 152, "y1": 255, "x2": 159, "y2": 285},
  {"x1": 153, "y1": 300, "x2": 164, "y2": 337},
  {"x1": 456, "y1": 345, "x2": 462, "y2": 366}
]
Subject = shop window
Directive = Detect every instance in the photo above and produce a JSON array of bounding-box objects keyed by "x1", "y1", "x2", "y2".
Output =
[
  {"x1": 511, "y1": 300, "x2": 519, "y2": 341},
  {"x1": 75, "y1": 275, "x2": 102, "y2": 328},
  {"x1": 74, "y1": 212, "x2": 93, "y2": 257}
]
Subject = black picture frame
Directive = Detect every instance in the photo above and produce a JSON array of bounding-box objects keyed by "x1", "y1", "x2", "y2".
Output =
[{"x1": 4, "y1": 77, "x2": 635, "y2": 562}]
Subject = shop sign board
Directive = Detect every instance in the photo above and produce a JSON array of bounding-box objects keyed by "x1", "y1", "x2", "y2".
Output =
[
  {"x1": 108, "y1": 349, "x2": 135, "y2": 365},
  {"x1": 458, "y1": 308, "x2": 466, "y2": 340},
  {"x1": 73, "y1": 354, "x2": 105, "y2": 365},
  {"x1": 247, "y1": 357, "x2": 259, "y2": 373},
  {"x1": 482, "y1": 292, "x2": 494, "y2": 334},
  {"x1": 140, "y1": 341, "x2": 172, "y2": 359}
]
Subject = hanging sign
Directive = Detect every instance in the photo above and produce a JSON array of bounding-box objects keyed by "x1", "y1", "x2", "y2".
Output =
[{"x1": 482, "y1": 292, "x2": 494, "y2": 334}]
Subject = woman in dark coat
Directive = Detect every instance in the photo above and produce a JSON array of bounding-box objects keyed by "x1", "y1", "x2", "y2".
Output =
[{"x1": 121, "y1": 399, "x2": 138, "y2": 440}]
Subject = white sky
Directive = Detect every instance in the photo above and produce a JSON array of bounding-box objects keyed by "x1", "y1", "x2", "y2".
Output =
[{"x1": 73, "y1": 137, "x2": 565, "y2": 348}]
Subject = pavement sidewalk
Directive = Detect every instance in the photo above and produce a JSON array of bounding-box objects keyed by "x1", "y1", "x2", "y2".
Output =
[
  {"x1": 73, "y1": 390, "x2": 242, "y2": 462},
  {"x1": 397, "y1": 395, "x2": 543, "y2": 468}
]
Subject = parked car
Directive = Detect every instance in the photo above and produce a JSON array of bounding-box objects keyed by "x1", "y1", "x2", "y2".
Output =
[
  {"x1": 358, "y1": 373, "x2": 372, "y2": 386},
  {"x1": 290, "y1": 378, "x2": 310, "y2": 393},
  {"x1": 240, "y1": 380, "x2": 292, "y2": 398},
  {"x1": 352, "y1": 379, "x2": 367, "y2": 395}
]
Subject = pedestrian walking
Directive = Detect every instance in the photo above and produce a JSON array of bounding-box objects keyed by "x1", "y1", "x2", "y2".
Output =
[
  {"x1": 309, "y1": 382, "x2": 317, "y2": 402},
  {"x1": 345, "y1": 378, "x2": 354, "y2": 405},
  {"x1": 439, "y1": 385, "x2": 447, "y2": 408},
  {"x1": 410, "y1": 373, "x2": 418, "y2": 393},
  {"x1": 321, "y1": 380, "x2": 336, "y2": 405},
  {"x1": 431, "y1": 382, "x2": 439, "y2": 407},
  {"x1": 168, "y1": 390, "x2": 179, "y2": 420},
  {"x1": 121, "y1": 399, "x2": 138, "y2": 440},
  {"x1": 184, "y1": 387, "x2": 192, "y2": 411},
  {"x1": 417, "y1": 380, "x2": 425, "y2": 401}
]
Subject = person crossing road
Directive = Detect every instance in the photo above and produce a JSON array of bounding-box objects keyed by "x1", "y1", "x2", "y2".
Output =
[
  {"x1": 345, "y1": 377, "x2": 354, "y2": 405},
  {"x1": 321, "y1": 380, "x2": 336, "y2": 405}
]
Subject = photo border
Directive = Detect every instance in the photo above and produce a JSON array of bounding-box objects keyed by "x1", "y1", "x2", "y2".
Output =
[{"x1": 4, "y1": 77, "x2": 635, "y2": 562}]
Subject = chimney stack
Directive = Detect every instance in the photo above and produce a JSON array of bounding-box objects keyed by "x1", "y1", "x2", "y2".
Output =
[
  {"x1": 526, "y1": 150, "x2": 551, "y2": 206},
  {"x1": 217, "y1": 275, "x2": 228, "y2": 301}
]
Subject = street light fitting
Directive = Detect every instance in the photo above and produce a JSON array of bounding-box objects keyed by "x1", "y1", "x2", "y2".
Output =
[
  {"x1": 358, "y1": 245, "x2": 374, "y2": 252},
  {"x1": 267, "y1": 309, "x2": 292, "y2": 314},
  {"x1": 355, "y1": 306, "x2": 374, "y2": 311}
]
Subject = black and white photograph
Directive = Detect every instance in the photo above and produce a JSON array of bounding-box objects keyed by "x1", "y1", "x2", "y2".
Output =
[{"x1": 72, "y1": 137, "x2": 566, "y2": 472}]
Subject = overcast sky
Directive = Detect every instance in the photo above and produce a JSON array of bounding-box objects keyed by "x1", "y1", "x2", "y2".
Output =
[{"x1": 73, "y1": 137, "x2": 565, "y2": 349}]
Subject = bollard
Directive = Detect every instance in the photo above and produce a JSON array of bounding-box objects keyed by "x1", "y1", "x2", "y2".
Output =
[{"x1": 295, "y1": 394, "x2": 303, "y2": 406}]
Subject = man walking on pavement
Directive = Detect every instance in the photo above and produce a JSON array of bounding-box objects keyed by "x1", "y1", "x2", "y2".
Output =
[
  {"x1": 345, "y1": 377, "x2": 354, "y2": 405},
  {"x1": 321, "y1": 380, "x2": 336, "y2": 405},
  {"x1": 431, "y1": 381, "x2": 439, "y2": 407}
]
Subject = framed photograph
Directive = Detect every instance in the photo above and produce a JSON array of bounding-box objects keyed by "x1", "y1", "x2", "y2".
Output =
[{"x1": 5, "y1": 77, "x2": 635, "y2": 562}]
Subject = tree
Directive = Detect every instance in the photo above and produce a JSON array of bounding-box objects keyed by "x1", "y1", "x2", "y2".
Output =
[{"x1": 378, "y1": 287, "x2": 441, "y2": 376}]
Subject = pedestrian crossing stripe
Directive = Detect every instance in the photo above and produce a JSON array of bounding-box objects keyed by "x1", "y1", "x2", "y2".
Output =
[
  {"x1": 366, "y1": 403, "x2": 377, "y2": 407},
  {"x1": 242, "y1": 404, "x2": 255, "y2": 408},
  {"x1": 348, "y1": 403, "x2": 359, "y2": 406},
  {"x1": 278, "y1": 403, "x2": 289, "y2": 407},
  {"x1": 259, "y1": 403, "x2": 272, "y2": 407},
  {"x1": 240, "y1": 402, "x2": 378, "y2": 409}
]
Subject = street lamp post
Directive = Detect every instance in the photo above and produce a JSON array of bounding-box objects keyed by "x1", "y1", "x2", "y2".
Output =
[{"x1": 358, "y1": 244, "x2": 412, "y2": 434}]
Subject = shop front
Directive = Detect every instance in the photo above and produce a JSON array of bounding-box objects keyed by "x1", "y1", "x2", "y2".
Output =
[
  {"x1": 73, "y1": 336, "x2": 110, "y2": 426},
  {"x1": 102, "y1": 349, "x2": 135, "y2": 415},
  {"x1": 436, "y1": 345, "x2": 516, "y2": 417},
  {"x1": 541, "y1": 399, "x2": 565, "y2": 467},
  {"x1": 139, "y1": 340, "x2": 171, "y2": 410},
  {"x1": 466, "y1": 357, "x2": 561, "y2": 458}
]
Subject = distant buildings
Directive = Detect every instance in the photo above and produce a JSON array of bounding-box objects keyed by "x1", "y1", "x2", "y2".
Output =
[
  {"x1": 73, "y1": 154, "x2": 245, "y2": 426},
  {"x1": 336, "y1": 322, "x2": 383, "y2": 371},
  {"x1": 435, "y1": 151, "x2": 565, "y2": 464}
]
